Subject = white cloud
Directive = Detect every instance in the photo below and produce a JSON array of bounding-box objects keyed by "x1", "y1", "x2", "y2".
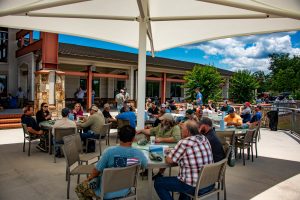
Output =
[{"x1": 184, "y1": 32, "x2": 300, "y2": 72}]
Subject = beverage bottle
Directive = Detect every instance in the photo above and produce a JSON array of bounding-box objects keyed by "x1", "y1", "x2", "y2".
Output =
[{"x1": 220, "y1": 112, "x2": 225, "y2": 131}]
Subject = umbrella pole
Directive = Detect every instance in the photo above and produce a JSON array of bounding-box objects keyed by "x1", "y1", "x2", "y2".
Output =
[{"x1": 137, "y1": 20, "x2": 147, "y2": 130}]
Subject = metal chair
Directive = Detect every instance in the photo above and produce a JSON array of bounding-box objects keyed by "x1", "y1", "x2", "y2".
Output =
[
  {"x1": 251, "y1": 122, "x2": 261, "y2": 158},
  {"x1": 62, "y1": 134, "x2": 95, "y2": 199},
  {"x1": 96, "y1": 164, "x2": 140, "y2": 200},
  {"x1": 72, "y1": 133, "x2": 100, "y2": 164},
  {"x1": 53, "y1": 127, "x2": 76, "y2": 163},
  {"x1": 21, "y1": 123, "x2": 43, "y2": 156},
  {"x1": 86, "y1": 123, "x2": 112, "y2": 156},
  {"x1": 182, "y1": 158, "x2": 228, "y2": 200},
  {"x1": 235, "y1": 129, "x2": 256, "y2": 165}
]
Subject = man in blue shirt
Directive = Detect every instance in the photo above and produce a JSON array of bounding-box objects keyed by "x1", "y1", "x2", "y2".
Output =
[
  {"x1": 116, "y1": 106, "x2": 136, "y2": 128},
  {"x1": 195, "y1": 87, "x2": 203, "y2": 106},
  {"x1": 75, "y1": 125, "x2": 147, "y2": 199}
]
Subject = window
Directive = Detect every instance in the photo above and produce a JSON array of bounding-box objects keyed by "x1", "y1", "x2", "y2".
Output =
[
  {"x1": 0, "y1": 28, "x2": 8, "y2": 63},
  {"x1": 0, "y1": 75, "x2": 7, "y2": 97},
  {"x1": 146, "y1": 82, "x2": 160, "y2": 97},
  {"x1": 92, "y1": 79, "x2": 100, "y2": 97},
  {"x1": 117, "y1": 80, "x2": 125, "y2": 91},
  {"x1": 80, "y1": 79, "x2": 87, "y2": 90},
  {"x1": 170, "y1": 83, "x2": 182, "y2": 97}
]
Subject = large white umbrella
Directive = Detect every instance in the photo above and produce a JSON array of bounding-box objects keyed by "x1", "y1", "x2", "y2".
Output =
[{"x1": 1, "y1": 0, "x2": 300, "y2": 129}]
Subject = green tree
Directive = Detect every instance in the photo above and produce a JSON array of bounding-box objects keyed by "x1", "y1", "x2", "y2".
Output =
[
  {"x1": 269, "y1": 53, "x2": 300, "y2": 93},
  {"x1": 229, "y1": 70, "x2": 259, "y2": 103},
  {"x1": 183, "y1": 65, "x2": 223, "y2": 103},
  {"x1": 253, "y1": 70, "x2": 270, "y2": 94}
]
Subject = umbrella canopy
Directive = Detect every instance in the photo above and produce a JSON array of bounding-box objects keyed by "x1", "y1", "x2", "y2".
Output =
[{"x1": 1, "y1": 0, "x2": 300, "y2": 128}]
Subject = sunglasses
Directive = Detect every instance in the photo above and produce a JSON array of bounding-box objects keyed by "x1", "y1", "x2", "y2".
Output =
[{"x1": 43, "y1": 106, "x2": 48, "y2": 108}]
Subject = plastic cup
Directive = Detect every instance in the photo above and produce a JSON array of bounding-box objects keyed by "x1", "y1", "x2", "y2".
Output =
[{"x1": 150, "y1": 136, "x2": 155, "y2": 145}]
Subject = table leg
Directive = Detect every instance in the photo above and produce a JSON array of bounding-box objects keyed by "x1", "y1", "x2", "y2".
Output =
[
  {"x1": 148, "y1": 167, "x2": 152, "y2": 200},
  {"x1": 48, "y1": 129, "x2": 52, "y2": 155}
]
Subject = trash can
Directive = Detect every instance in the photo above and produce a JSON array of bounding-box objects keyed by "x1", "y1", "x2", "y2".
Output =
[{"x1": 267, "y1": 110, "x2": 278, "y2": 131}]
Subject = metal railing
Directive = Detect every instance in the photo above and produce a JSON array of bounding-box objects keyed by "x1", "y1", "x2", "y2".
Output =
[{"x1": 261, "y1": 106, "x2": 300, "y2": 135}]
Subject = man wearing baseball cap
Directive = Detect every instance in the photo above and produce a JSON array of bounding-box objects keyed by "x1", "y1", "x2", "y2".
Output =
[
  {"x1": 240, "y1": 102, "x2": 252, "y2": 123},
  {"x1": 77, "y1": 105, "x2": 105, "y2": 152},
  {"x1": 224, "y1": 107, "x2": 242, "y2": 127}
]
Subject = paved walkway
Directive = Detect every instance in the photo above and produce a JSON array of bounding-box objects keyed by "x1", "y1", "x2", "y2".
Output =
[{"x1": 0, "y1": 128, "x2": 299, "y2": 200}]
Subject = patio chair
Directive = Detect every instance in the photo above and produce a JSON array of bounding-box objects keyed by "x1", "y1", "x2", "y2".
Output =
[
  {"x1": 115, "y1": 119, "x2": 130, "y2": 144},
  {"x1": 96, "y1": 163, "x2": 140, "y2": 200},
  {"x1": 182, "y1": 158, "x2": 228, "y2": 200},
  {"x1": 73, "y1": 133, "x2": 100, "y2": 165},
  {"x1": 86, "y1": 123, "x2": 112, "y2": 156},
  {"x1": 235, "y1": 129, "x2": 255, "y2": 165},
  {"x1": 62, "y1": 134, "x2": 95, "y2": 199},
  {"x1": 215, "y1": 130, "x2": 235, "y2": 151},
  {"x1": 22, "y1": 123, "x2": 43, "y2": 156},
  {"x1": 53, "y1": 127, "x2": 76, "y2": 163},
  {"x1": 251, "y1": 122, "x2": 261, "y2": 158}
]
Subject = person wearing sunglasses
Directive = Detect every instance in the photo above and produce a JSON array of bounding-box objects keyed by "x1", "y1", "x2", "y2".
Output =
[{"x1": 36, "y1": 102, "x2": 52, "y2": 125}]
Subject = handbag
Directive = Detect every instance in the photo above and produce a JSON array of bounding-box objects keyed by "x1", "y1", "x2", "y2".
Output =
[{"x1": 227, "y1": 146, "x2": 236, "y2": 167}]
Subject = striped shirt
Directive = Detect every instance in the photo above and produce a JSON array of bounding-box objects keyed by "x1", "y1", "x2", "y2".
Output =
[{"x1": 168, "y1": 135, "x2": 213, "y2": 187}]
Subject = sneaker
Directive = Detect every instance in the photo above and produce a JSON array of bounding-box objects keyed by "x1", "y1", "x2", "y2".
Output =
[
  {"x1": 152, "y1": 172, "x2": 163, "y2": 180},
  {"x1": 36, "y1": 144, "x2": 47, "y2": 152}
]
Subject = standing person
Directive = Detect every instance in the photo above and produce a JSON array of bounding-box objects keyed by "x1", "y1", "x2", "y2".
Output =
[
  {"x1": 36, "y1": 103, "x2": 52, "y2": 125},
  {"x1": 75, "y1": 125, "x2": 147, "y2": 200},
  {"x1": 123, "y1": 87, "x2": 130, "y2": 101},
  {"x1": 92, "y1": 90, "x2": 95, "y2": 104},
  {"x1": 16, "y1": 87, "x2": 24, "y2": 108},
  {"x1": 72, "y1": 103, "x2": 84, "y2": 121},
  {"x1": 195, "y1": 87, "x2": 203, "y2": 107},
  {"x1": 154, "y1": 120, "x2": 214, "y2": 200},
  {"x1": 115, "y1": 89, "x2": 125, "y2": 113},
  {"x1": 77, "y1": 105, "x2": 105, "y2": 152},
  {"x1": 76, "y1": 87, "x2": 86, "y2": 105}
]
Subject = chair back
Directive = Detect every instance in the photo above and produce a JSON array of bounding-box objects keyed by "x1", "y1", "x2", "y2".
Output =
[
  {"x1": 244, "y1": 129, "x2": 256, "y2": 144},
  {"x1": 224, "y1": 145, "x2": 232, "y2": 160},
  {"x1": 74, "y1": 133, "x2": 83, "y2": 153},
  {"x1": 253, "y1": 121, "x2": 261, "y2": 139},
  {"x1": 62, "y1": 134, "x2": 80, "y2": 167},
  {"x1": 21, "y1": 123, "x2": 29, "y2": 137},
  {"x1": 195, "y1": 158, "x2": 227, "y2": 196},
  {"x1": 54, "y1": 127, "x2": 76, "y2": 141},
  {"x1": 117, "y1": 119, "x2": 130, "y2": 131},
  {"x1": 215, "y1": 130, "x2": 235, "y2": 151},
  {"x1": 100, "y1": 164, "x2": 140, "y2": 198},
  {"x1": 100, "y1": 123, "x2": 112, "y2": 137}
]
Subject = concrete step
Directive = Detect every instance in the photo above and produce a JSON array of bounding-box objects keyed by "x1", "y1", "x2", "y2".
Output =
[
  {"x1": 0, "y1": 118, "x2": 21, "y2": 124},
  {"x1": 0, "y1": 123, "x2": 21, "y2": 129}
]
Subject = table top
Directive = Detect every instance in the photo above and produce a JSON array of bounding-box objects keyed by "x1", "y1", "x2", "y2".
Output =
[
  {"x1": 39, "y1": 120, "x2": 56, "y2": 129},
  {"x1": 132, "y1": 142, "x2": 177, "y2": 168}
]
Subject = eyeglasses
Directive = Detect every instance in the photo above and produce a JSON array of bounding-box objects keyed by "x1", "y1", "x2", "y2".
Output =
[{"x1": 43, "y1": 106, "x2": 48, "y2": 108}]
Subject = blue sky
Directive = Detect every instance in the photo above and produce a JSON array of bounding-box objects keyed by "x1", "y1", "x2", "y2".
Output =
[{"x1": 35, "y1": 30, "x2": 300, "y2": 72}]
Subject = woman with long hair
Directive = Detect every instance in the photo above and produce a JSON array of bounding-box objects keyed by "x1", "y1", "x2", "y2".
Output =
[
  {"x1": 73, "y1": 103, "x2": 84, "y2": 120},
  {"x1": 36, "y1": 102, "x2": 51, "y2": 125}
]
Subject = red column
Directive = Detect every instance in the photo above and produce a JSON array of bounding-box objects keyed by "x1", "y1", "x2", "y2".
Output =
[
  {"x1": 86, "y1": 66, "x2": 93, "y2": 110},
  {"x1": 29, "y1": 31, "x2": 33, "y2": 44},
  {"x1": 161, "y1": 73, "x2": 167, "y2": 103},
  {"x1": 41, "y1": 32, "x2": 58, "y2": 69}
]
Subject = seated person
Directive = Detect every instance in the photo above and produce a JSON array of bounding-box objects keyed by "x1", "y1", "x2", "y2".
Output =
[
  {"x1": 77, "y1": 105, "x2": 105, "y2": 152},
  {"x1": 154, "y1": 120, "x2": 214, "y2": 200},
  {"x1": 120, "y1": 101, "x2": 133, "y2": 113},
  {"x1": 75, "y1": 125, "x2": 147, "y2": 200},
  {"x1": 52, "y1": 108, "x2": 77, "y2": 157},
  {"x1": 36, "y1": 103, "x2": 51, "y2": 125},
  {"x1": 153, "y1": 104, "x2": 167, "y2": 127},
  {"x1": 220, "y1": 100, "x2": 231, "y2": 113},
  {"x1": 246, "y1": 105, "x2": 262, "y2": 127},
  {"x1": 168, "y1": 99, "x2": 177, "y2": 111},
  {"x1": 240, "y1": 102, "x2": 252, "y2": 123},
  {"x1": 102, "y1": 103, "x2": 117, "y2": 123},
  {"x1": 179, "y1": 109, "x2": 199, "y2": 123},
  {"x1": 148, "y1": 102, "x2": 159, "y2": 116},
  {"x1": 21, "y1": 105, "x2": 46, "y2": 152},
  {"x1": 137, "y1": 113, "x2": 181, "y2": 178},
  {"x1": 202, "y1": 104, "x2": 213, "y2": 115},
  {"x1": 224, "y1": 107, "x2": 242, "y2": 127},
  {"x1": 72, "y1": 103, "x2": 84, "y2": 121},
  {"x1": 199, "y1": 117, "x2": 225, "y2": 162},
  {"x1": 145, "y1": 98, "x2": 152, "y2": 110},
  {"x1": 208, "y1": 100, "x2": 217, "y2": 112},
  {"x1": 116, "y1": 106, "x2": 136, "y2": 128}
]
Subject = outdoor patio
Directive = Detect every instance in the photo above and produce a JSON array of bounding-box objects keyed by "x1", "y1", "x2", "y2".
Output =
[{"x1": 0, "y1": 128, "x2": 299, "y2": 200}]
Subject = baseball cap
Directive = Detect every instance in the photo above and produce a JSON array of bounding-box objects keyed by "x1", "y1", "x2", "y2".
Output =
[
  {"x1": 159, "y1": 113, "x2": 174, "y2": 121},
  {"x1": 244, "y1": 102, "x2": 251, "y2": 107},
  {"x1": 186, "y1": 109, "x2": 194, "y2": 115},
  {"x1": 61, "y1": 108, "x2": 70, "y2": 117},
  {"x1": 161, "y1": 103, "x2": 166, "y2": 108},
  {"x1": 89, "y1": 105, "x2": 99, "y2": 112},
  {"x1": 228, "y1": 107, "x2": 235, "y2": 114},
  {"x1": 104, "y1": 103, "x2": 110, "y2": 108}
]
